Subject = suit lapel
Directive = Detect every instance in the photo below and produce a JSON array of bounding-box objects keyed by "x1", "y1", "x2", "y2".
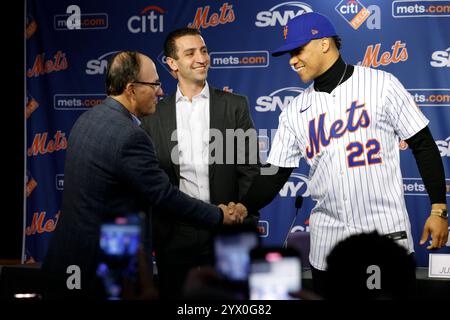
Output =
[
  {"x1": 209, "y1": 87, "x2": 226, "y2": 185},
  {"x1": 160, "y1": 94, "x2": 180, "y2": 181}
]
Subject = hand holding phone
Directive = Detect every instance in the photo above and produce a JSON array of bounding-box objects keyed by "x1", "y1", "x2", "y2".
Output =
[
  {"x1": 249, "y1": 247, "x2": 302, "y2": 300},
  {"x1": 96, "y1": 213, "x2": 144, "y2": 299}
]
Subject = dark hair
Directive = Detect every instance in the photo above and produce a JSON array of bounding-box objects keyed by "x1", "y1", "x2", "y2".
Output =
[
  {"x1": 325, "y1": 231, "x2": 417, "y2": 299},
  {"x1": 164, "y1": 27, "x2": 202, "y2": 59},
  {"x1": 332, "y1": 35, "x2": 342, "y2": 50},
  {"x1": 105, "y1": 51, "x2": 142, "y2": 96}
]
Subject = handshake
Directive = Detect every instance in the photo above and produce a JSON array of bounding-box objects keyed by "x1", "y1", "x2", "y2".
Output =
[{"x1": 218, "y1": 202, "x2": 248, "y2": 225}]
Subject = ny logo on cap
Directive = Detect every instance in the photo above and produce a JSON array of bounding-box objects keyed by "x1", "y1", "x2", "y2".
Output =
[
  {"x1": 283, "y1": 25, "x2": 288, "y2": 40},
  {"x1": 311, "y1": 29, "x2": 319, "y2": 35}
]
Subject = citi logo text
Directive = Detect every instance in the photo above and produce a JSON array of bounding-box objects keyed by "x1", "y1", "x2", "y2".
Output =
[
  {"x1": 335, "y1": 1, "x2": 381, "y2": 30},
  {"x1": 188, "y1": 2, "x2": 235, "y2": 29},
  {"x1": 358, "y1": 41, "x2": 408, "y2": 68},
  {"x1": 128, "y1": 5, "x2": 165, "y2": 33},
  {"x1": 255, "y1": 87, "x2": 304, "y2": 112},
  {"x1": 255, "y1": 1, "x2": 312, "y2": 27},
  {"x1": 335, "y1": 0, "x2": 370, "y2": 29},
  {"x1": 86, "y1": 51, "x2": 120, "y2": 75}
]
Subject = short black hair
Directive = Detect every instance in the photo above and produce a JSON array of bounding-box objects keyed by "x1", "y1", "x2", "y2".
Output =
[
  {"x1": 105, "y1": 51, "x2": 142, "y2": 96},
  {"x1": 325, "y1": 231, "x2": 417, "y2": 299},
  {"x1": 164, "y1": 27, "x2": 202, "y2": 59},
  {"x1": 332, "y1": 35, "x2": 342, "y2": 50}
]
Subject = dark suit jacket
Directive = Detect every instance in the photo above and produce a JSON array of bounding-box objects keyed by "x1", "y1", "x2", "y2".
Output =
[
  {"x1": 42, "y1": 97, "x2": 222, "y2": 290},
  {"x1": 140, "y1": 86, "x2": 260, "y2": 265}
]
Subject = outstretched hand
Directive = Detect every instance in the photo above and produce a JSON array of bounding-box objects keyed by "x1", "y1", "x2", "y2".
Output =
[{"x1": 420, "y1": 215, "x2": 449, "y2": 249}]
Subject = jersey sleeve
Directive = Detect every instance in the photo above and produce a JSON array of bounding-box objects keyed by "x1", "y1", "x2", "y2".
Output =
[
  {"x1": 383, "y1": 73, "x2": 429, "y2": 140},
  {"x1": 267, "y1": 107, "x2": 303, "y2": 168}
]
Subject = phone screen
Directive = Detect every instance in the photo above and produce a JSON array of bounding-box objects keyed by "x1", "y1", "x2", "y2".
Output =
[
  {"x1": 96, "y1": 214, "x2": 142, "y2": 299},
  {"x1": 214, "y1": 231, "x2": 258, "y2": 281},
  {"x1": 249, "y1": 248, "x2": 302, "y2": 300}
]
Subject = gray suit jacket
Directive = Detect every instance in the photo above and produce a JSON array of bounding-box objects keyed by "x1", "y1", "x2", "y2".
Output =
[
  {"x1": 140, "y1": 87, "x2": 260, "y2": 264},
  {"x1": 42, "y1": 97, "x2": 222, "y2": 287}
]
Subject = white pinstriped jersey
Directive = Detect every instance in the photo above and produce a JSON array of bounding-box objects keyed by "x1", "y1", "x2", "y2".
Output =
[{"x1": 267, "y1": 66, "x2": 429, "y2": 270}]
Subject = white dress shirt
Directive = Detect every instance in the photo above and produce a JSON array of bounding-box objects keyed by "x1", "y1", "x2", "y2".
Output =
[{"x1": 175, "y1": 82, "x2": 211, "y2": 203}]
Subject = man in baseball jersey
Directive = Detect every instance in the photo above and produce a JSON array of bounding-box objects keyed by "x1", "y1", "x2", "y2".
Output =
[{"x1": 239, "y1": 12, "x2": 448, "y2": 296}]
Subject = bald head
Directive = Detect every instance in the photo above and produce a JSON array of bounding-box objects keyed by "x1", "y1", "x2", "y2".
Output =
[{"x1": 106, "y1": 51, "x2": 150, "y2": 96}]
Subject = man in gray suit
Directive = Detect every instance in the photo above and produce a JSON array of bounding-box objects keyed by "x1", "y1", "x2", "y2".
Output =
[
  {"x1": 140, "y1": 28, "x2": 260, "y2": 299},
  {"x1": 42, "y1": 51, "x2": 241, "y2": 299}
]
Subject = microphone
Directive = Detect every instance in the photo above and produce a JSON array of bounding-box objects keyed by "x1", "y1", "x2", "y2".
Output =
[{"x1": 283, "y1": 196, "x2": 303, "y2": 248}]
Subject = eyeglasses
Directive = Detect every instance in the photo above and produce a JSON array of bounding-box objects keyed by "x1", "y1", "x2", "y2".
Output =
[{"x1": 132, "y1": 81, "x2": 162, "y2": 90}]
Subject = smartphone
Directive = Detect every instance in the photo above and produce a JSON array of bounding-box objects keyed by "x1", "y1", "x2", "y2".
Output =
[
  {"x1": 214, "y1": 225, "x2": 259, "y2": 282},
  {"x1": 96, "y1": 213, "x2": 144, "y2": 300},
  {"x1": 249, "y1": 247, "x2": 302, "y2": 300}
]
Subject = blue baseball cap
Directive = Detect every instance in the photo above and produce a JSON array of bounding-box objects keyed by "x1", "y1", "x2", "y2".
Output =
[{"x1": 271, "y1": 12, "x2": 338, "y2": 57}]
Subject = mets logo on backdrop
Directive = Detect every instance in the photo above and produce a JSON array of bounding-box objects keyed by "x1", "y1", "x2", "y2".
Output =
[
  {"x1": 188, "y1": 2, "x2": 235, "y2": 30},
  {"x1": 335, "y1": 0, "x2": 371, "y2": 29},
  {"x1": 358, "y1": 40, "x2": 408, "y2": 68}
]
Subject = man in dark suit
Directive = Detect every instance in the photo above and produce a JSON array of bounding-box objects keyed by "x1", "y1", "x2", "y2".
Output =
[
  {"x1": 42, "y1": 51, "x2": 241, "y2": 299},
  {"x1": 140, "y1": 28, "x2": 260, "y2": 299}
]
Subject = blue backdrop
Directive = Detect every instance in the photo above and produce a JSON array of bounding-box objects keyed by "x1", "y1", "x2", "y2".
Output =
[{"x1": 25, "y1": 0, "x2": 450, "y2": 266}]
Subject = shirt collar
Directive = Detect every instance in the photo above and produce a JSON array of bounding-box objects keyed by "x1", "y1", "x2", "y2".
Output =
[
  {"x1": 176, "y1": 81, "x2": 209, "y2": 103},
  {"x1": 129, "y1": 112, "x2": 141, "y2": 126}
]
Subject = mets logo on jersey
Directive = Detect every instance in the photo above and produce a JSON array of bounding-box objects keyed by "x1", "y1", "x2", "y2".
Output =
[
  {"x1": 305, "y1": 101, "x2": 370, "y2": 159},
  {"x1": 304, "y1": 101, "x2": 382, "y2": 168}
]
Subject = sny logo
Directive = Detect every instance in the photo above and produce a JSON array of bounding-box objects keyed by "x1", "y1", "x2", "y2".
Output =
[
  {"x1": 279, "y1": 173, "x2": 310, "y2": 198},
  {"x1": 255, "y1": 1, "x2": 312, "y2": 27},
  {"x1": 86, "y1": 51, "x2": 120, "y2": 75},
  {"x1": 430, "y1": 47, "x2": 450, "y2": 68},
  {"x1": 255, "y1": 87, "x2": 304, "y2": 112}
]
